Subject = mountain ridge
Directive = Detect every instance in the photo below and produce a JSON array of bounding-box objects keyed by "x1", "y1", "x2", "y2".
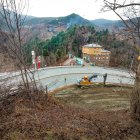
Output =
[
  {"x1": 0, "y1": 12, "x2": 124, "y2": 40},
  {"x1": 25, "y1": 13, "x2": 93, "y2": 27},
  {"x1": 91, "y1": 18, "x2": 119, "y2": 26}
]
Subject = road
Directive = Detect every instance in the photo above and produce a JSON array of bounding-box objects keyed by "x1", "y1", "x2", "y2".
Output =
[{"x1": 0, "y1": 66, "x2": 135, "y2": 91}]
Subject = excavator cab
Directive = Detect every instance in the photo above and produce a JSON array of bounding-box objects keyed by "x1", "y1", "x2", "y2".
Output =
[{"x1": 77, "y1": 74, "x2": 98, "y2": 86}]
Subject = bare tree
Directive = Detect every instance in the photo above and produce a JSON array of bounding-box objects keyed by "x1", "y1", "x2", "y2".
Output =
[
  {"x1": 0, "y1": 0, "x2": 38, "y2": 90},
  {"x1": 101, "y1": 0, "x2": 140, "y2": 121}
]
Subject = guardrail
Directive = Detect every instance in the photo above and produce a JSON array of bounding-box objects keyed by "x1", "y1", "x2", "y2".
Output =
[
  {"x1": 35, "y1": 72, "x2": 134, "y2": 91},
  {"x1": 0, "y1": 66, "x2": 135, "y2": 91},
  {"x1": 0, "y1": 66, "x2": 83, "y2": 81},
  {"x1": 36, "y1": 72, "x2": 134, "y2": 81}
]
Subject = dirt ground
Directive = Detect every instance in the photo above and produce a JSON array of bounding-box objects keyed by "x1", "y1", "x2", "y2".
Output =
[
  {"x1": 54, "y1": 85, "x2": 131, "y2": 111},
  {"x1": 0, "y1": 85, "x2": 140, "y2": 140}
]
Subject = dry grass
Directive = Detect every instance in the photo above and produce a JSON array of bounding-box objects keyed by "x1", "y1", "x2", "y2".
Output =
[
  {"x1": 0, "y1": 86, "x2": 140, "y2": 140},
  {"x1": 54, "y1": 86, "x2": 131, "y2": 111}
]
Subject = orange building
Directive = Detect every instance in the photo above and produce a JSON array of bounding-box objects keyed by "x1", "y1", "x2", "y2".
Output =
[{"x1": 82, "y1": 43, "x2": 111, "y2": 66}]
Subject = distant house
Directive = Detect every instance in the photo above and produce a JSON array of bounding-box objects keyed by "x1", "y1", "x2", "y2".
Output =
[{"x1": 82, "y1": 43, "x2": 111, "y2": 66}]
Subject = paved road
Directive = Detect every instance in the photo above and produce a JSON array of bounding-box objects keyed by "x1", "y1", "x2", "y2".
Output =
[{"x1": 0, "y1": 66, "x2": 135, "y2": 91}]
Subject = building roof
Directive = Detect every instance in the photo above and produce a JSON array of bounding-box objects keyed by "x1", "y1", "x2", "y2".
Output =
[
  {"x1": 101, "y1": 49, "x2": 111, "y2": 53},
  {"x1": 83, "y1": 43, "x2": 102, "y2": 48}
]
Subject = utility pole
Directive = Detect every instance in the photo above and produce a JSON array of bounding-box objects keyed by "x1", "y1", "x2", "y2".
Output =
[{"x1": 31, "y1": 51, "x2": 37, "y2": 70}]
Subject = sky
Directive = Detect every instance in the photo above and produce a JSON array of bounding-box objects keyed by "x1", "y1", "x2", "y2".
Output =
[{"x1": 27, "y1": 0, "x2": 120, "y2": 20}]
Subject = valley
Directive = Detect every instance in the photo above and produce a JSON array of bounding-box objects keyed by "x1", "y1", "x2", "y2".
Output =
[{"x1": 0, "y1": 1, "x2": 140, "y2": 139}]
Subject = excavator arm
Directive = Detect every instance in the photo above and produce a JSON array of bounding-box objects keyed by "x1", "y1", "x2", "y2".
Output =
[{"x1": 89, "y1": 74, "x2": 98, "y2": 82}]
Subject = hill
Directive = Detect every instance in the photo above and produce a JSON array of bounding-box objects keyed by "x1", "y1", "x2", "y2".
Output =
[
  {"x1": 25, "y1": 13, "x2": 93, "y2": 27},
  {"x1": 91, "y1": 18, "x2": 125, "y2": 27},
  {"x1": 0, "y1": 11, "x2": 125, "y2": 40},
  {"x1": 91, "y1": 18, "x2": 125, "y2": 32},
  {"x1": 1, "y1": 85, "x2": 140, "y2": 139},
  {"x1": 23, "y1": 14, "x2": 126, "y2": 40},
  {"x1": 0, "y1": 9, "x2": 35, "y2": 31},
  {"x1": 25, "y1": 24, "x2": 136, "y2": 68},
  {"x1": 23, "y1": 13, "x2": 94, "y2": 40},
  {"x1": 91, "y1": 19, "x2": 118, "y2": 26}
]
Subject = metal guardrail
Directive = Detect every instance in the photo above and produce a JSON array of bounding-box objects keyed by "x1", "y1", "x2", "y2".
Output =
[
  {"x1": 0, "y1": 71, "x2": 134, "y2": 83},
  {"x1": 0, "y1": 66, "x2": 83, "y2": 81},
  {"x1": 35, "y1": 72, "x2": 134, "y2": 82},
  {"x1": 38, "y1": 72, "x2": 134, "y2": 91},
  {"x1": 0, "y1": 65, "x2": 134, "y2": 80},
  {"x1": 0, "y1": 66, "x2": 135, "y2": 92}
]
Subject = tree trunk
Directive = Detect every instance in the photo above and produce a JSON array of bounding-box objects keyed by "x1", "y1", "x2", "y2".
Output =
[{"x1": 131, "y1": 61, "x2": 140, "y2": 121}]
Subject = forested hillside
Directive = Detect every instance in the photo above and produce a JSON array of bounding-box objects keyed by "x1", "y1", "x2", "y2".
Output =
[{"x1": 26, "y1": 25, "x2": 137, "y2": 68}]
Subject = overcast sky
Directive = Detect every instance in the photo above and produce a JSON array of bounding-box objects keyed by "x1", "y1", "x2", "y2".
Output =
[{"x1": 27, "y1": 0, "x2": 120, "y2": 20}]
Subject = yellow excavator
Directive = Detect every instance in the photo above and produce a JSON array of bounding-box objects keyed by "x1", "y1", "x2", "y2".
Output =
[{"x1": 77, "y1": 74, "x2": 98, "y2": 87}]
